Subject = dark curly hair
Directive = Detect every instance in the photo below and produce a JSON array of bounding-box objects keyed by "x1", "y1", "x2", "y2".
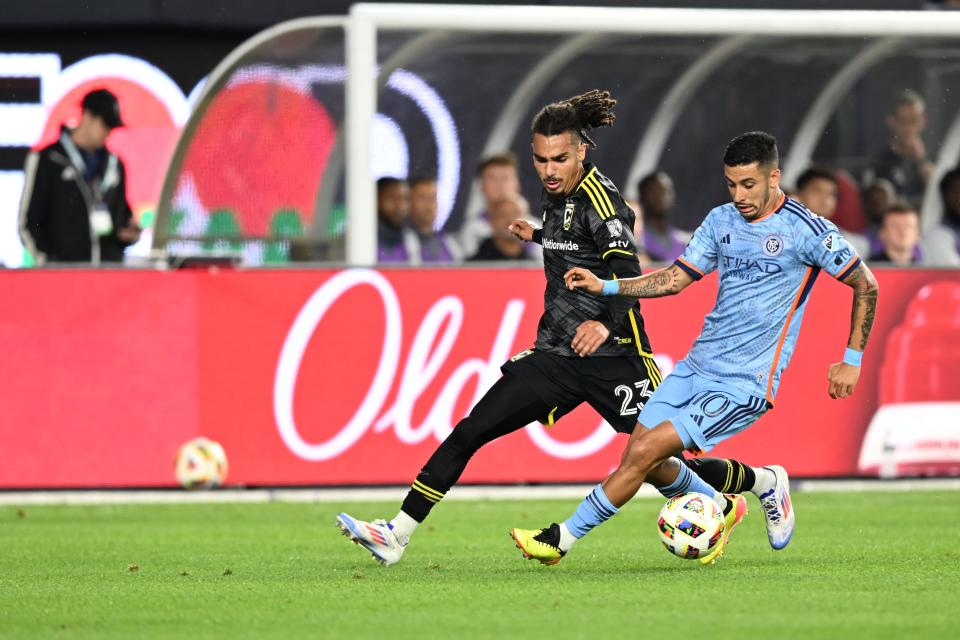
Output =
[
  {"x1": 531, "y1": 89, "x2": 617, "y2": 148},
  {"x1": 723, "y1": 131, "x2": 779, "y2": 168}
]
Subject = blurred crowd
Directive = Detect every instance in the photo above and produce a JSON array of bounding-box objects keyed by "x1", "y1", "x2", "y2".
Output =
[
  {"x1": 378, "y1": 90, "x2": 960, "y2": 268},
  {"x1": 784, "y1": 90, "x2": 960, "y2": 266},
  {"x1": 20, "y1": 88, "x2": 960, "y2": 268},
  {"x1": 377, "y1": 152, "x2": 542, "y2": 265}
]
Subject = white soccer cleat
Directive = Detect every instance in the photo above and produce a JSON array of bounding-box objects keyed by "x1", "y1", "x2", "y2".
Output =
[
  {"x1": 335, "y1": 512, "x2": 406, "y2": 566},
  {"x1": 757, "y1": 465, "x2": 795, "y2": 550}
]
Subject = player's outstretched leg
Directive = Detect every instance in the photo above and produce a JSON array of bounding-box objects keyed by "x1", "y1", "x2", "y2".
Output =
[
  {"x1": 337, "y1": 372, "x2": 551, "y2": 565},
  {"x1": 683, "y1": 457, "x2": 795, "y2": 550},
  {"x1": 512, "y1": 421, "x2": 685, "y2": 565}
]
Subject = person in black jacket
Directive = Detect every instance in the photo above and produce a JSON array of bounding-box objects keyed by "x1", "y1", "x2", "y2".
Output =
[
  {"x1": 336, "y1": 89, "x2": 771, "y2": 566},
  {"x1": 19, "y1": 89, "x2": 140, "y2": 264}
]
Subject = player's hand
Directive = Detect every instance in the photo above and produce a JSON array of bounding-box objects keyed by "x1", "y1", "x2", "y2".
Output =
[
  {"x1": 902, "y1": 136, "x2": 927, "y2": 161},
  {"x1": 507, "y1": 219, "x2": 536, "y2": 242},
  {"x1": 571, "y1": 320, "x2": 609, "y2": 357},
  {"x1": 565, "y1": 267, "x2": 603, "y2": 295},
  {"x1": 827, "y1": 362, "x2": 860, "y2": 399}
]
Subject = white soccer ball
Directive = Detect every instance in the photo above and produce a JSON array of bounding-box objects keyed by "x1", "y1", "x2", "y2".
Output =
[
  {"x1": 656, "y1": 492, "x2": 725, "y2": 560},
  {"x1": 174, "y1": 437, "x2": 228, "y2": 489}
]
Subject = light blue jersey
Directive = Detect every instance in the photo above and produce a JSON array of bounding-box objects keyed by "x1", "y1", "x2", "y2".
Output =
[{"x1": 672, "y1": 195, "x2": 860, "y2": 405}]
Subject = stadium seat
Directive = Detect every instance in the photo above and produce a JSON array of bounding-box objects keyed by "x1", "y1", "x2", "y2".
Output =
[
  {"x1": 879, "y1": 282, "x2": 960, "y2": 404},
  {"x1": 832, "y1": 169, "x2": 868, "y2": 233}
]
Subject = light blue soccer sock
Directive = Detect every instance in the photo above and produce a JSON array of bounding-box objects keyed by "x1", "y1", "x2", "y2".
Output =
[
  {"x1": 657, "y1": 462, "x2": 727, "y2": 511},
  {"x1": 560, "y1": 484, "x2": 619, "y2": 550}
]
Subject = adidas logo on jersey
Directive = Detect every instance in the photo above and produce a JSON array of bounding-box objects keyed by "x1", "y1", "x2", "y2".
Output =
[{"x1": 720, "y1": 234, "x2": 731, "y2": 244}]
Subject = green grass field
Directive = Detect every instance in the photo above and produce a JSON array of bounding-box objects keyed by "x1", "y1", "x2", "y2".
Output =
[{"x1": 1, "y1": 492, "x2": 957, "y2": 639}]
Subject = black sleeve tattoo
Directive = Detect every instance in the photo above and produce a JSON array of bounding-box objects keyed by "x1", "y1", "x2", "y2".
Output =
[
  {"x1": 844, "y1": 264, "x2": 879, "y2": 351},
  {"x1": 618, "y1": 265, "x2": 684, "y2": 298}
]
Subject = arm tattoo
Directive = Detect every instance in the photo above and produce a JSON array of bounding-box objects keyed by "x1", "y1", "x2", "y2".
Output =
[
  {"x1": 618, "y1": 265, "x2": 682, "y2": 298},
  {"x1": 844, "y1": 264, "x2": 879, "y2": 351}
]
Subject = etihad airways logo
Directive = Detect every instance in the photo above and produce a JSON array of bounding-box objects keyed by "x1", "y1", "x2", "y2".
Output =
[{"x1": 543, "y1": 238, "x2": 580, "y2": 251}]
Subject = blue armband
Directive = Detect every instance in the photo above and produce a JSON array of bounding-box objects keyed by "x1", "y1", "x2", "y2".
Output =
[
  {"x1": 601, "y1": 279, "x2": 620, "y2": 296},
  {"x1": 843, "y1": 347, "x2": 863, "y2": 367}
]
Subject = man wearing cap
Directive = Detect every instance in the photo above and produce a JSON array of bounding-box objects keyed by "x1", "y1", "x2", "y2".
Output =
[{"x1": 19, "y1": 88, "x2": 140, "y2": 264}]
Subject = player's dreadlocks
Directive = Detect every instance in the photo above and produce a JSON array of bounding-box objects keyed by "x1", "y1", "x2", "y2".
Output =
[{"x1": 531, "y1": 89, "x2": 617, "y2": 148}]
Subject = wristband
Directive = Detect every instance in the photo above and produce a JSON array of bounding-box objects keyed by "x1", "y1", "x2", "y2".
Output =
[
  {"x1": 601, "y1": 279, "x2": 620, "y2": 296},
  {"x1": 843, "y1": 347, "x2": 863, "y2": 367}
]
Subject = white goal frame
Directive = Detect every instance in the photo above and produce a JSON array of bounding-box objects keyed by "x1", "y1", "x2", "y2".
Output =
[{"x1": 343, "y1": 4, "x2": 960, "y2": 265}]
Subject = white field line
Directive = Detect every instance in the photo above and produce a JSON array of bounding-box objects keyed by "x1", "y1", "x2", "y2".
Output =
[{"x1": 0, "y1": 478, "x2": 958, "y2": 506}]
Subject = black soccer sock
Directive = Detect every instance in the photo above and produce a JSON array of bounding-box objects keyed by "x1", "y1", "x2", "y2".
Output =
[
  {"x1": 682, "y1": 457, "x2": 757, "y2": 495},
  {"x1": 399, "y1": 373, "x2": 551, "y2": 522}
]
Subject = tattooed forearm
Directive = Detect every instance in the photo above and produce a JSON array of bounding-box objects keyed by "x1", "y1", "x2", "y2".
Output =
[
  {"x1": 619, "y1": 265, "x2": 686, "y2": 298},
  {"x1": 853, "y1": 287, "x2": 878, "y2": 349},
  {"x1": 843, "y1": 264, "x2": 879, "y2": 351}
]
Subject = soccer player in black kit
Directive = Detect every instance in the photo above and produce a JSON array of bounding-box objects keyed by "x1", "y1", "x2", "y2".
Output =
[{"x1": 336, "y1": 90, "x2": 784, "y2": 566}]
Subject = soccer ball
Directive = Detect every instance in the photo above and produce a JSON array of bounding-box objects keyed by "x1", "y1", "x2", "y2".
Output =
[
  {"x1": 174, "y1": 437, "x2": 228, "y2": 489},
  {"x1": 656, "y1": 492, "x2": 725, "y2": 560}
]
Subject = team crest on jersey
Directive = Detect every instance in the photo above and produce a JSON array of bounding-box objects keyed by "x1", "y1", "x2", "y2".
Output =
[
  {"x1": 605, "y1": 219, "x2": 623, "y2": 237},
  {"x1": 563, "y1": 201, "x2": 576, "y2": 230},
  {"x1": 762, "y1": 233, "x2": 784, "y2": 257}
]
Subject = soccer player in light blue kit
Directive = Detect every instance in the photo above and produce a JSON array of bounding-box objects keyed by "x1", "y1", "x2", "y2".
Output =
[{"x1": 512, "y1": 132, "x2": 879, "y2": 565}]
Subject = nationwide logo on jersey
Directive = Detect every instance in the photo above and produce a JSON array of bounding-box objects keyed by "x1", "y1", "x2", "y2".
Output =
[
  {"x1": 543, "y1": 238, "x2": 580, "y2": 251},
  {"x1": 563, "y1": 201, "x2": 576, "y2": 230},
  {"x1": 762, "y1": 233, "x2": 784, "y2": 257},
  {"x1": 605, "y1": 219, "x2": 623, "y2": 237}
]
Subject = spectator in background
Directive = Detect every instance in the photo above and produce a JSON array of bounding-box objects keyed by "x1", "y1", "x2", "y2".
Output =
[
  {"x1": 862, "y1": 178, "x2": 897, "y2": 229},
  {"x1": 796, "y1": 166, "x2": 870, "y2": 257},
  {"x1": 625, "y1": 198, "x2": 652, "y2": 267},
  {"x1": 18, "y1": 89, "x2": 140, "y2": 264},
  {"x1": 870, "y1": 202, "x2": 923, "y2": 265},
  {"x1": 794, "y1": 166, "x2": 838, "y2": 219},
  {"x1": 637, "y1": 171, "x2": 689, "y2": 262},
  {"x1": 404, "y1": 176, "x2": 461, "y2": 264},
  {"x1": 469, "y1": 194, "x2": 536, "y2": 262},
  {"x1": 924, "y1": 167, "x2": 960, "y2": 265},
  {"x1": 459, "y1": 152, "x2": 521, "y2": 256},
  {"x1": 830, "y1": 169, "x2": 869, "y2": 233},
  {"x1": 868, "y1": 90, "x2": 934, "y2": 208},
  {"x1": 377, "y1": 177, "x2": 410, "y2": 263}
]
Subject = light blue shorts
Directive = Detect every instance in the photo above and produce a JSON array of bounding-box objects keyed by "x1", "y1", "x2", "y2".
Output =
[{"x1": 637, "y1": 360, "x2": 768, "y2": 453}]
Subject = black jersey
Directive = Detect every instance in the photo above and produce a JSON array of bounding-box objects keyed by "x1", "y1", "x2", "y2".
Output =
[{"x1": 532, "y1": 163, "x2": 653, "y2": 358}]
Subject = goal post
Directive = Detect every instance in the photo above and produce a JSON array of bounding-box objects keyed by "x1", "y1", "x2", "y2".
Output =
[
  {"x1": 345, "y1": 5, "x2": 960, "y2": 264},
  {"x1": 154, "y1": 5, "x2": 960, "y2": 265}
]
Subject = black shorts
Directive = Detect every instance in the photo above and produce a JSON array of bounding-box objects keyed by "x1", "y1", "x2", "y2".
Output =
[{"x1": 500, "y1": 348, "x2": 663, "y2": 434}]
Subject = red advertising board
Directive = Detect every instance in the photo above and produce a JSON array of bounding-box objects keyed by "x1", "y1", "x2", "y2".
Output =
[{"x1": 1, "y1": 267, "x2": 958, "y2": 488}]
